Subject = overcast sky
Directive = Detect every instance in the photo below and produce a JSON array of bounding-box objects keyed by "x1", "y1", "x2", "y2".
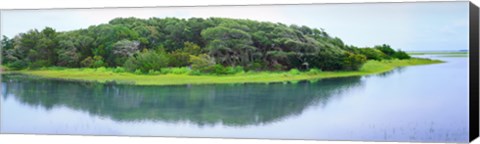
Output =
[{"x1": 0, "y1": 2, "x2": 469, "y2": 51}]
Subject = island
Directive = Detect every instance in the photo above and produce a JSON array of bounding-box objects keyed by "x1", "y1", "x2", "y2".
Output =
[{"x1": 1, "y1": 17, "x2": 442, "y2": 85}]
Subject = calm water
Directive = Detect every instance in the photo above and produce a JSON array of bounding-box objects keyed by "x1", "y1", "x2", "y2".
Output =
[{"x1": 0, "y1": 55, "x2": 469, "y2": 142}]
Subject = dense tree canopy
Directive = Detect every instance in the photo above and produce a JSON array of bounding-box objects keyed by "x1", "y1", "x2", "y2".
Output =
[{"x1": 1, "y1": 17, "x2": 410, "y2": 73}]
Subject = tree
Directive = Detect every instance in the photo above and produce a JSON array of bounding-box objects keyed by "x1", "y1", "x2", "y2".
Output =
[
  {"x1": 57, "y1": 38, "x2": 81, "y2": 67},
  {"x1": 341, "y1": 52, "x2": 367, "y2": 71},
  {"x1": 1, "y1": 36, "x2": 14, "y2": 64},
  {"x1": 201, "y1": 26, "x2": 255, "y2": 67},
  {"x1": 375, "y1": 44, "x2": 396, "y2": 56},
  {"x1": 358, "y1": 48, "x2": 386, "y2": 61},
  {"x1": 190, "y1": 54, "x2": 216, "y2": 73},
  {"x1": 392, "y1": 50, "x2": 411, "y2": 59},
  {"x1": 111, "y1": 40, "x2": 140, "y2": 66},
  {"x1": 5, "y1": 17, "x2": 411, "y2": 72}
]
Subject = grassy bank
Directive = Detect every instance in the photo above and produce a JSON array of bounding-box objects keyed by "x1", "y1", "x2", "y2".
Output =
[
  {"x1": 408, "y1": 51, "x2": 468, "y2": 57},
  {"x1": 6, "y1": 58, "x2": 442, "y2": 86}
]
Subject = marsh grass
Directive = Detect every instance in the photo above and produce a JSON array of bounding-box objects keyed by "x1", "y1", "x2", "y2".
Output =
[
  {"x1": 8, "y1": 58, "x2": 443, "y2": 86},
  {"x1": 408, "y1": 51, "x2": 468, "y2": 57}
]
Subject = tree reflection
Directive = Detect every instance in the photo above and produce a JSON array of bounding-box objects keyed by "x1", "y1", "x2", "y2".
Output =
[{"x1": 2, "y1": 74, "x2": 365, "y2": 127}]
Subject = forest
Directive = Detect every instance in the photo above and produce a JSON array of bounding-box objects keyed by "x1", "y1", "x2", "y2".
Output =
[{"x1": 1, "y1": 17, "x2": 411, "y2": 75}]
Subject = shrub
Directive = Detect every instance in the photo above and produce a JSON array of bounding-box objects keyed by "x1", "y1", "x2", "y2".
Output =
[
  {"x1": 190, "y1": 54, "x2": 216, "y2": 73},
  {"x1": 168, "y1": 51, "x2": 190, "y2": 67},
  {"x1": 188, "y1": 70, "x2": 202, "y2": 75},
  {"x1": 213, "y1": 64, "x2": 228, "y2": 75},
  {"x1": 392, "y1": 50, "x2": 411, "y2": 59},
  {"x1": 30, "y1": 60, "x2": 51, "y2": 69},
  {"x1": 359, "y1": 48, "x2": 386, "y2": 60},
  {"x1": 80, "y1": 57, "x2": 94, "y2": 67},
  {"x1": 246, "y1": 62, "x2": 262, "y2": 71},
  {"x1": 341, "y1": 52, "x2": 367, "y2": 71},
  {"x1": 375, "y1": 44, "x2": 396, "y2": 56},
  {"x1": 170, "y1": 67, "x2": 190, "y2": 74},
  {"x1": 161, "y1": 67, "x2": 191, "y2": 74},
  {"x1": 113, "y1": 67, "x2": 125, "y2": 73},
  {"x1": 307, "y1": 68, "x2": 322, "y2": 75},
  {"x1": 124, "y1": 49, "x2": 169, "y2": 73},
  {"x1": 134, "y1": 69, "x2": 143, "y2": 74},
  {"x1": 288, "y1": 68, "x2": 301, "y2": 75},
  {"x1": 92, "y1": 56, "x2": 106, "y2": 68},
  {"x1": 272, "y1": 63, "x2": 284, "y2": 71},
  {"x1": 147, "y1": 69, "x2": 160, "y2": 75},
  {"x1": 233, "y1": 66, "x2": 245, "y2": 74},
  {"x1": 8, "y1": 60, "x2": 28, "y2": 70},
  {"x1": 95, "y1": 67, "x2": 108, "y2": 72}
]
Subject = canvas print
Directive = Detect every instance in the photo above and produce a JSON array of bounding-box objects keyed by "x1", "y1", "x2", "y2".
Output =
[{"x1": 0, "y1": 1, "x2": 473, "y2": 143}]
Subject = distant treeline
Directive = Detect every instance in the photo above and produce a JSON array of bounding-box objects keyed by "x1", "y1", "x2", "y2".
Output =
[{"x1": 0, "y1": 17, "x2": 410, "y2": 74}]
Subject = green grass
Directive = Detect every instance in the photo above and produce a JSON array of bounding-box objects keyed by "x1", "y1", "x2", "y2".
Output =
[
  {"x1": 6, "y1": 58, "x2": 443, "y2": 86},
  {"x1": 408, "y1": 51, "x2": 468, "y2": 57}
]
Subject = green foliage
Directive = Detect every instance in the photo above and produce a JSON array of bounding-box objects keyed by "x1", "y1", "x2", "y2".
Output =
[
  {"x1": 8, "y1": 60, "x2": 28, "y2": 70},
  {"x1": 375, "y1": 44, "x2": 396, "y2": 56},
  {"x1": 92, "y1": 56, "x2": 106, "y2": 68},
  {"x1": 307, "y1": 68, "x2": 322, "y2": 75},
  {"x1": 190, "y1": 54, "x2": 216, "y2": 73},
  {"x1": 358, "y1": 48, "x2": 386, "y2": 60},
  {"x1": 111, "y1": 39, "x2": 140, "y2": 66},
  {"x1": 341, "y1": 52, "x2": 367, "y2": 71},
  {"x1": 124, "y1": 49, "x2": 169, "y2": 73},
  {"x1": 288, "y1": 68, "x2": 301, "y2": 75},
  {"x1": 160, "y1": 67, "x2": 191, "y2": 74},
  {"x1": 1, "y1": 36, "x2": 14, "y2": 64},
  {"x1": 30, "y1": 60, "x2": 51, "y2": 69},
  {"x1": 80, "y1": 56, "x2": 94, "y2": 67},
  {"x1": 198, "y1": 64, "x2": 244, "y2": 75},
  {"x1": 392, "y1": 50, "x2": 411, "y2": 59},
  {"x1": 134, "y1": 69, "x2": 142, "y2": 74},
  {"x1": 182, "y1": 41, "x2": 202, "y2": 55},
  {"x1": 2, "y1": 17, "x2": 413, "y2": 73},
  {"x1": 201, "y1": 25, "x2": 255, "y2": 66},
  {"x1": 113, "y1": 67, "x2": 126, "y2": 73},
  {"x1": 246, "y1": 62, "x2": 263, "y2": 71},
  {"x1": 168, "y1": 51, "x2": 191, "y2": 67},
  {"x1": 95, "y1": 67, "x2": 108, "y2": 72}
]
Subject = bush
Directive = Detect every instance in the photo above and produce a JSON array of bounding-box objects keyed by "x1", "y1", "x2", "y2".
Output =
[
  {"x1": 359, "y1": 48, "x2": 386, "y2": 60},
  {"x1": 30, "y1": 60, "x2": 51, "y2": 69},
  {"x1": 288, "y1": 68, "x2": 301, "y2": 75},
  {"x1": 95, "y1": 67, "x2": 108, "y2": 72},
  {"x1": 160, "y1": 67, "x2": 191, "y2": 74},
  {"x1": 92, "y1": 56, "x2": 106, "y2": 68},
  {"x1": 134, "y1": 69, "x2": 143, "y2": 74},
  {"x1": 124, "y1": 49, "x2": 169, "y2": 73},
  {"x1": 213, "y1": 64, "x2": 228, "y2": 75},
  {"x1": 272, "y1": 63, "x2": 284, "y2": 71},
  {"x1": 190, "y1": 54, "x2": 216, "y2": 73},
  {"x1": 341, "y1": 52, "x2": 367, "y2": 71},
  {"x1": 392, "y1": 50, "x2": 411, "y2": 59},
  {"x1": 233, "y1": 66, "x2": 245, "y2": 74},
  {"x1": 307, "y1": 68, "x2": 322, "y2": 75},
  {"x1": 188, "y1": 70, "x2": 202, "y2": 75},
  {"x1": 8, "y1": 60, "x2": 28, "y2": 70},
  {"x1": 246, "y1": 62, "x2": 262, "y2": 71},
  {"x1": 113, "y1": 67, "x2": 125, "y2": 73},
  {"x1": 80, "y1": 57, "x2": 94, "y2": 67},
  {"x1": 170, "y1": 67, "x2": 190, "y2": 74},
  {"x1": 147, "y1": 69, "x2": 161, "y2": 75},
  {"x1": 375, "y1": 44, "x2": 396, "y2": 56},
  {"x1": 168, "y1": 51, "x2": 190, "y2": 67}
]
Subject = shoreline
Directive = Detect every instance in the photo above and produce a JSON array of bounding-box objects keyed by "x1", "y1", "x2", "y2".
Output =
[{"x1": 4, "y1": 58, "x2": 443, "y2": 86}]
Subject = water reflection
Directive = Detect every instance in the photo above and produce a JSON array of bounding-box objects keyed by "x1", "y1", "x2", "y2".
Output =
[{"x1": 2, "y1": 74, "x2": 367, "y2": 127}]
